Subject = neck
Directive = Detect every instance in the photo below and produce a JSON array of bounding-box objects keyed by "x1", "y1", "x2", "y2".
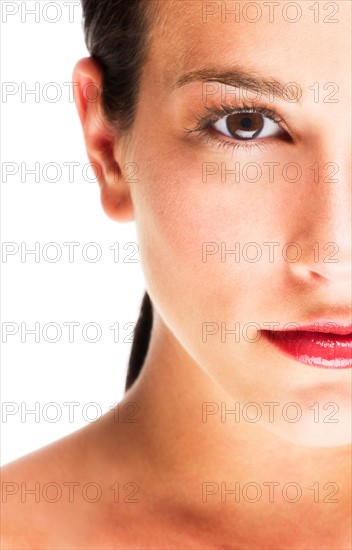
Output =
[{"x1": 116, "y1": 310, "x2": 351, "y2": 547}]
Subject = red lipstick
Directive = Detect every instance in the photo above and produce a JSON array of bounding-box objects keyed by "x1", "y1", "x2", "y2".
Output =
[{"x1": 263, "y1": 322, "x2": 352, "y2": 368}]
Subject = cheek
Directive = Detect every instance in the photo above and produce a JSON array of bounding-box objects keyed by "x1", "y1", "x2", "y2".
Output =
[
  {"x1": 134, "y1": 163, "x2": 212, "y2": 288},
  {"x1": 131, "y1": 157, "x2": 269, "y2": 328}
]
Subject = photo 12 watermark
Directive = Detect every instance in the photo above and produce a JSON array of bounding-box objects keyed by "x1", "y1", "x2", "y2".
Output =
[
  {"x1": 1, "y1": 480, "x2": 140, "y2": 504},
  {"x1": 201, "y1": 480, "x2": 340, "y2": 503},
  {"x1": 201, "y1": 2, "x2": 340, "y2": 25},
  {"x1": 201, "y1": 241, "x2": 339, "y2": 264},
  {"x1": 1, "y1": 2, "x2": 81, "y2": 24},
  {"x1": 1, "y1": 401, "x2": 140, "y2": 424}
]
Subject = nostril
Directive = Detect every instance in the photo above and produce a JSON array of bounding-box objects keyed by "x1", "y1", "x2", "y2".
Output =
[{"x1": 308, "y1": 270, "x2": 332, "y2": 284}]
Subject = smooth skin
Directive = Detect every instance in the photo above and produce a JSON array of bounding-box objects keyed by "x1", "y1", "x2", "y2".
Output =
[{"x1": 1, "y1": 1, "x2": 351, "y2": 548}]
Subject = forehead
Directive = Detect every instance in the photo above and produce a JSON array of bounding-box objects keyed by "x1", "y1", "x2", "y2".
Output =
[{"x1": 146, "y1": 0, "x2": 350, "y2": 94}]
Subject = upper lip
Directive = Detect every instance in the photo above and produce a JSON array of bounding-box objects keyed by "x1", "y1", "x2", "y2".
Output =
[{"x1": 269, "y1": 322, "x2": 352, "y2": 336}]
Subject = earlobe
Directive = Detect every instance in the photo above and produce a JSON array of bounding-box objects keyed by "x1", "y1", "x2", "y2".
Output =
[
  {"x1": 73, "y1": 57, "x2": 134, "y2": 223},
  {"x1": 100, "y1": 185, "x2": 135, "y2": 222}
]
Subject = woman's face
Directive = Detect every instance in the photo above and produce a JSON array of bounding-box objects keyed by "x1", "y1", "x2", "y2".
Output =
[{"x1": 117, "y1": 0, "x2": 351, "y2": 446}]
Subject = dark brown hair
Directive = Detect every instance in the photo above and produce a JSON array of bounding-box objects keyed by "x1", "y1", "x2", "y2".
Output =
[{"x1": 81, "y1": 0, "x2": 155, "y2": 390}]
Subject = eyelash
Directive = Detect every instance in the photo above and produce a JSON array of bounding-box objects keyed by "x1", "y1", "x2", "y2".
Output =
[{"x1": 185, "y1": 101, "x2": 290, "y2": 153}]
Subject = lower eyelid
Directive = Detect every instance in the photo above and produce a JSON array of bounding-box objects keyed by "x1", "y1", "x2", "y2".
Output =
[
  {"x1": 200, "y1": 131, "x2": 269, "y2": 153},
  {"x1": 199, "y1": 126, "x2": 291, "y2": 154}
]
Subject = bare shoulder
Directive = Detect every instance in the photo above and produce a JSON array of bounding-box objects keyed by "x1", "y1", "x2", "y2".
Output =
[
  {"x1": 0, "y1": 416, "x2": 142, "y2": 549},
  {"x1": 0, "y1": 425, "x2": 89, "y2": 548},
  {"x1": 0, "y1": 408, "x2": 200, "y2": 549}
]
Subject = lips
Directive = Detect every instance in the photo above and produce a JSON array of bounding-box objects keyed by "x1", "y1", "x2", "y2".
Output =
[{"x1": 263, "y1": 324, "x2": 352, "y2": 368}]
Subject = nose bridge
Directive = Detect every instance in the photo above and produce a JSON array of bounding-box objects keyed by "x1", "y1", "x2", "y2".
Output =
[
  {"x1": 288, "y1": 132, "x2": 351, "y2": 284},
  {"x1": 312, "y1": 150, "x2": 351, "y2": 244}
]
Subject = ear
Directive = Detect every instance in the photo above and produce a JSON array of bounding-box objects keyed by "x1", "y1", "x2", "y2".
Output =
[{"x1": 73, "y1": 57, "x2": 134, "y2": 222}]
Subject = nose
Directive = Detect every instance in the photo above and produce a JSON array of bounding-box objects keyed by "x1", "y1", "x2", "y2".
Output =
[{"x1": 287, "y1": 137, "x2": 351, "y2": 295}]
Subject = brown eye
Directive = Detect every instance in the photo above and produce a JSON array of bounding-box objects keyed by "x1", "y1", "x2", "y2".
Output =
[
  {"x1": 213, "y1": 111, "x2": 284, "y2": 141},
  {"x1": 226, "y1": 113, "x2": 264, "y2": 140}
]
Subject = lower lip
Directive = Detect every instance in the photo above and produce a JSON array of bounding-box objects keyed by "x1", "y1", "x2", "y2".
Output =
[{"x1": 263, "y1": 330, "x2": 352, "y2": 369}]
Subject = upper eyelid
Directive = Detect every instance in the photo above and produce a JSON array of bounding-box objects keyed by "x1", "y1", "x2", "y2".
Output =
[
  {"x1": 209, "y1": 106, "x2": 283, "y2": 127},
  {"x1": 207, "y1": 103, "x2": 281, "y2": 119}
]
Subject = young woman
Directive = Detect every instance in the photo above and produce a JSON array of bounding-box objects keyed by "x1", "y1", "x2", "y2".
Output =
[{"x1": 1, "y1": 0, "x2": 351, "y2": 548}]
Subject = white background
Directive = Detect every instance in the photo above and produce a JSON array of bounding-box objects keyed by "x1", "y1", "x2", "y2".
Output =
[{"x1": 1, "y1": 0, "x2": 146, "y2": 465}]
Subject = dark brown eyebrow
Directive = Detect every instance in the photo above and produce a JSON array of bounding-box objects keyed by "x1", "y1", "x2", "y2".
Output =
[{"x1": 174, "y1": 66, "x2": 302, "y2": 104}]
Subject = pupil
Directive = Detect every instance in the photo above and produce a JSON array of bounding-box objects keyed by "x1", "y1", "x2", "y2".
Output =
[{"x1": 241, "y1": 117, "x2": 252, "y2": 129}]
